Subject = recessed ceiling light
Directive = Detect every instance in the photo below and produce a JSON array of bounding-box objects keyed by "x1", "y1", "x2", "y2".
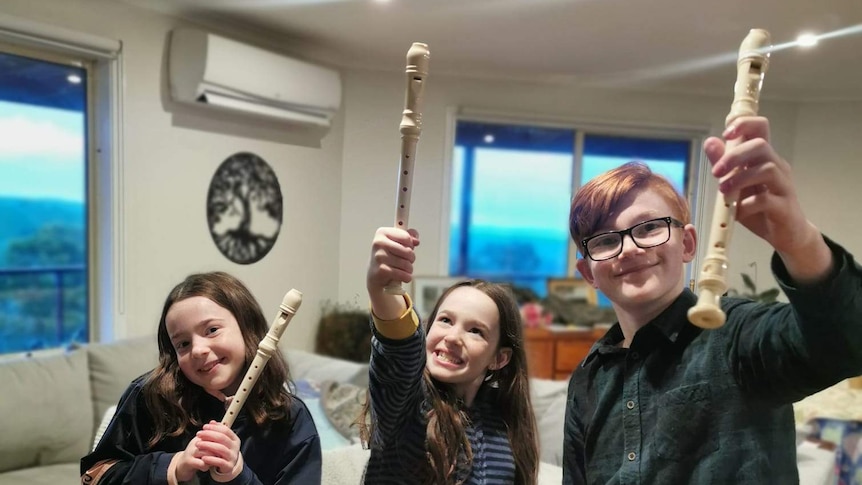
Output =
[
  {"x1": 796, "y1": 33, "x2": 818, "y2": 47},
  {"x1": 67, "y1": 74, "x2": 82, "y2": 84}
]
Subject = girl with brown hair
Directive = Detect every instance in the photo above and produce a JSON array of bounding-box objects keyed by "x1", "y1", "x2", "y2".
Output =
[
  {"x1": 361, "y1": 227, "x2": 539, "y2": 485},
  {"x1": 81, "y1": 271, "x2": 321, "y2": 484}
]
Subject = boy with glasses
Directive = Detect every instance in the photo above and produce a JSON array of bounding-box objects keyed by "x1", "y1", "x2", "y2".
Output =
[{"x1": 563, "y1": 116, "x2": 862, "y2": 484}]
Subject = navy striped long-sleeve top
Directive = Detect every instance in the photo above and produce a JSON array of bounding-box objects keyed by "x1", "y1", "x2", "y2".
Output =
[{"x1": 362, "y1": 296, "x2": 516, "y2": 484}]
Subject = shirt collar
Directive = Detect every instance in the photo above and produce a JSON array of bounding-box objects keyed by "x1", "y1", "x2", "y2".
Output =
[{"x1": 581, "y1": 288, "x2": 697, "y2": 367}]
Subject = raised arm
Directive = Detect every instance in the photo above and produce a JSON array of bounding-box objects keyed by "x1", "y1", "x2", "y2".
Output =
[
  {"x1": 364, "y1": 226, "x2": 428, "y2": 444},
  {"x1": 705, "y1": 117, "x2": 862, "y2": 396}
]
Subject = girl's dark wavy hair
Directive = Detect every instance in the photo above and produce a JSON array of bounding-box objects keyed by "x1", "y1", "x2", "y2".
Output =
[
  {"x1": 142, "y1": 271, "x2": 293, "y2": 448},
  {"x1": 359, "y1": 279, "x2": 539, "y2": 485}
]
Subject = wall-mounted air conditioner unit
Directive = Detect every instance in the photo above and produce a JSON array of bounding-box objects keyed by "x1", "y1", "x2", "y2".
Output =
[{"x1": 168, "y1": 28, "x2": 341, "y2": 130}]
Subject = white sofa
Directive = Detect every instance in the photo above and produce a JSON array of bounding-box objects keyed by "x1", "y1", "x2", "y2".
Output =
[
  {"x1": 0, "y1": 335, "x2": 567, "y2": 484},
  {"x1": 1, "y1": 336, "x2": 161, "y2": 484},
  {"x1": 0, "y1": 335, "x2": 834, "y2": 484}
]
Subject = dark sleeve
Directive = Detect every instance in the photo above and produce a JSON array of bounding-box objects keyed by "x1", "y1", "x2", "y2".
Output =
[
  {"x1": 562, "y1": 371, "x2": 587, "y2": 485},
  {"x1": 368, "y1": 315, "x2": 426, "y2": 446},
  {"x1": 80, "y1": 375, "x2": 175, "y2": 485},
  {"x1": 727, "y1": 236, "x2": 862, "y2": 401}
]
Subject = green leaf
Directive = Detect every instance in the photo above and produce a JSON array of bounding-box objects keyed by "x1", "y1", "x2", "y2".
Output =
[
  {"x1": 741, "y1": 273, "x2": 756, "y2": 293},
  {"x1": 758, "y1": 288, "x2": 781, "y2": 303}
]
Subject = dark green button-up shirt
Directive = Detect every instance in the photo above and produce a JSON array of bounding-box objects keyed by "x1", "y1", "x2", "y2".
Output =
[{"x1": 563, "y1": 237, "x2": 862, "y2": 484}]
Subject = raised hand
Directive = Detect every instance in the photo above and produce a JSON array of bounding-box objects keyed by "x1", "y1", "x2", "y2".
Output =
[
  {"x1": 704, "y1": 116, "x2": 832, "y2": 283},
  {"x1": 367, "y1": 227, "x2": 420, "y2": 320},
  {"x1": 367, "y1": 227, "x2": 420, "y2": 293}
]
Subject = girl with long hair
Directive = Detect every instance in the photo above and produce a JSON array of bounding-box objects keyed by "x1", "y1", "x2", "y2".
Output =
[
  {"x1": 81, "y1": 271, "x2": 321, "y2": 484},
  {"x1": 360, "y1": 227, "x2": 539, "y2": 485}
]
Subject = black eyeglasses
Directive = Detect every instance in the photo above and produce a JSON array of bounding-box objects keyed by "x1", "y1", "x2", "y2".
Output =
[{"x1": 581, "y1": 216, "x2": 685, "y2": 261}]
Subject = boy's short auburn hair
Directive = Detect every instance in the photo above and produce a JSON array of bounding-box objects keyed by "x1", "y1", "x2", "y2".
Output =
[{"x1": 569, "y1": 161, "x2": 690, "y2": 256}]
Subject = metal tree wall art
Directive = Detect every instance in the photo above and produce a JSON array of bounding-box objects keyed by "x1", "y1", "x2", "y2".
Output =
[{"x1": 207, "y1": 152, "x2": 283, "y2": 264}]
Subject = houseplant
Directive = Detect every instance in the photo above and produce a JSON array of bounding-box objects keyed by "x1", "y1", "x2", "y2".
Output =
[
  {"x1": 315, "y1": 300, "x2": 371, "y2": 363},
  {"x1": 728, "y1": 263, "x2": 781, "y2": 303}
]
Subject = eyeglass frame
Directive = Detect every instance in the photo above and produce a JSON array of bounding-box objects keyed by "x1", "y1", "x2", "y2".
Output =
[{"x1": 580, "y1": 216, "x2": 685, "y2": 262}]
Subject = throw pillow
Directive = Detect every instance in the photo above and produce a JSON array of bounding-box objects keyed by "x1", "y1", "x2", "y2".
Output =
[
  {"x1": 530, "y1": 378, "x2": 569, "y2": 420},
  {"x1": 320, "y1": 380, "x2": 368, "y2": 442},
  {"x1": 0, "y1": 348, "x2": 92, "y2": 472},
  {"x1": 538, "y1": 390, "x2": 567, "y2": 466},
  {"x1": 293, "y1": 379, "x2": 350, "y2": 451},
  {"x1": 528, "y1": 377, "x2": 569, "y2": 466}
]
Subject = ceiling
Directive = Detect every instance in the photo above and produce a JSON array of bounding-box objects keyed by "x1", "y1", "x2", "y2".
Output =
[{"x1": 118, "y1": 0, "x2": 862, "y2": 102}]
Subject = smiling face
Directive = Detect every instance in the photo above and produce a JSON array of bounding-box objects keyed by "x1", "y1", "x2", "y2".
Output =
[
  {"x1": 165, "y1": 296, "x2": 248, "y2": 396},
  {"x1": 425, "y1": 286, "x2": 512, "y2": 405},
  {"x1": 577, "y1": 188, "x2": 696, "y2": 319}
]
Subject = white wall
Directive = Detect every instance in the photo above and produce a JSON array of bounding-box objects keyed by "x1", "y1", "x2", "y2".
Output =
[
  {"x1": 0, "y1": 0, "x2": 345, "y2": 351},
  {"x1": 793, "y1": 101, "x2": 862, "y2": 253},
  {"x1": 337, "y1": 69, "x2": 802, "y2": 304}
]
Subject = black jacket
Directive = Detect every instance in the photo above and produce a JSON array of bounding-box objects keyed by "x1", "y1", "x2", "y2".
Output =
[{"x1": 81, "y1": 374, "x2": 322, "y2": 485}]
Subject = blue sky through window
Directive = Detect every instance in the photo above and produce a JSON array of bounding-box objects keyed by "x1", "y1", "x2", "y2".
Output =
[
  {"x1": 470, "y1": 148, "x2": 572, "y2": 232},
  {"x1": 0, "y1": 58, "x2": 88, "y2": 352},
  {"x1": 450, "y1": 121, "x2": 575, "y2": 295},
  {"x1": 0, "y1": 100, "x2": 85, "y2": 202}
]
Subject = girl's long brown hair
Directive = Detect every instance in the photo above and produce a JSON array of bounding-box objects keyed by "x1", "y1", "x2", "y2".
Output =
[
  {"x1": 360, "y1": 280, "x2": 539, "y2": 485},
  {"x1": 142, "y1": 271, "x2": 293, "y2": 448}
]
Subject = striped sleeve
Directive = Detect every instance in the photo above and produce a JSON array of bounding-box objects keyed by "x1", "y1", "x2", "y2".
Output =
[{"x1": 368, "y1": 293, "x2": 427, "y2": 447}]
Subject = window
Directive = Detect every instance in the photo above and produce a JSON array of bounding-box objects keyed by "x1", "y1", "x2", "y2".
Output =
[
  {"x1": 0, "y1": 18, "x2": 124, "y2": 355},
  {"x1": 449, "y1": 118, "x2": 697, "y2": 298},
  {"x1": 449, "y1": 121, "x2": 575, "y2": 296},
  {"x1": 0, "y1": 49, "x2": 89, "y2": 353}
]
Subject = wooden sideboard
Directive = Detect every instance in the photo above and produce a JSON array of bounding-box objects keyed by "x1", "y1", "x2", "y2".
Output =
[{"x1": 523, "y1": 326, "x2": 606, "y2": 380}]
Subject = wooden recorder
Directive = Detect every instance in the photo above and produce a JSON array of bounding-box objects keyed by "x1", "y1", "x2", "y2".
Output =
[
  {"x1": 221, "y1": 289, "x2": 302, "y2": 427},
  {"x1": 688, "y1": 29, "x2": 771, "y2": 329},
  {"x1": 384, "y1": 42, "x2": 430, "y2": 295}
]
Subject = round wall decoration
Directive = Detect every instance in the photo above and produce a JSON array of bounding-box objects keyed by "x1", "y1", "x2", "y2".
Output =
[{"x1": 206, "y1": 152, "x2": 283, "y2": 264}]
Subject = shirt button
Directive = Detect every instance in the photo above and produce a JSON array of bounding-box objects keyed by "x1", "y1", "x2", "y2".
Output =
[
  {"x1": 626, "y1": 400, "x2": 635, "y2": 410},
  {"x1": 628, "y1": 452, "x2": 636, "y2": 461},
  {"x1": 631, "y1": 351, "x2": 640, "y2": 360}
]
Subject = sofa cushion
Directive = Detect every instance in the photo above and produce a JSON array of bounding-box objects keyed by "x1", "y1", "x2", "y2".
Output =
[
  {"x1": 284, "y1": 349, "x2": 369, "y2": 388},
  {"x1": 0, "y1": 349, "x2": 92, "y2": 472},
  {"x1": 321, "y1": 443, "x2": 369, "y2": 485},
  {"x1": 320, "y1": 380, "x2": 366, "y2": 442},
  {"x1": 293, "y1": 379, "x2": 351, "y2": 451},
  {"x1": 87, "y1": 336, "x2": 158, "y2": 436},
  {"x1": 0, "y1": 462, "x2": 81, "y2": 485},
  {"x1": 530, "y1": 378, "x2": 569, "y2": 467},
  {"x1": 318, "y1": 444, "x2": 565, "y2": 485}
]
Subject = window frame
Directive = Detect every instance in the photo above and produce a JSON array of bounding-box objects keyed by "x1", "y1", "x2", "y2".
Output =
[
  {"x1": 441, "y1": 107, "x2": 710, "y2": 289},
  {"x1": 0, "y1": 14, "x2": 124, "y2": 349}
]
